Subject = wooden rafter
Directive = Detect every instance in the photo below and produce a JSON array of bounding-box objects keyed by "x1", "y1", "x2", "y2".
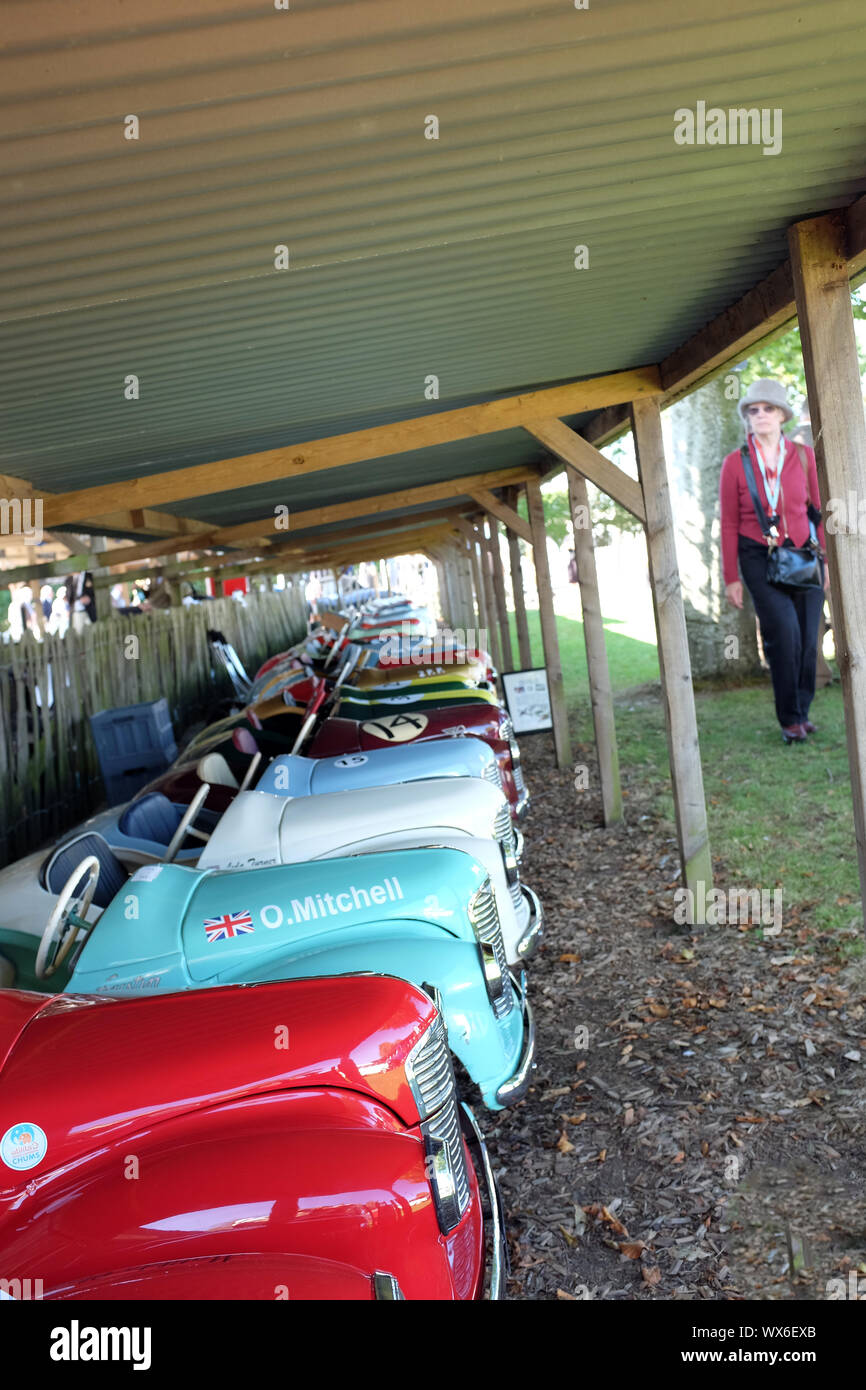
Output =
[
  {"x1": 0, "y1": 471, "x2": 210, "y2": 542},
  {"x1": 37, "y1": 368, "x2": 660, "y2": 528},
  {"x1": 582, "y1": 190, "x2": 866, "y2": 449},
  {"x1": 525, "y1": 418, "x2": 647, "y2": 522},
  {"x1": 468, "y1": 487, "x2": 532, "y2": 544},
  {"x1": 2, "y1": 466, "x2": 539, "y2": 585}
]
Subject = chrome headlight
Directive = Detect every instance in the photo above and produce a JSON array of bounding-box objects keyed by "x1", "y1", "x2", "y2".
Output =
[
  {"x1": 405, "y1": 1012, "x2": 471, "y2": 1234},
  {"x1": 467, "y1": 877, "x2": 513, "y2": 1019}
]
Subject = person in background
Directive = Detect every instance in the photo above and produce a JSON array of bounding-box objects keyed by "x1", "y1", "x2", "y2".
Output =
[
  {"x1": 66, "y1": 571, "x2": 97, "y2": 633},
  {"x1": 304, "y1": 572, "x2": 322, "y2": 623},
  {"x1": 49, "y1": 585, "x2": 69, "y2": 636},
  {"x1": 40, "y1": 584, "x2": 54, "y2": 620},
  {"x1": 720, "y1": 378, "x2": 829, "y2": 745}
]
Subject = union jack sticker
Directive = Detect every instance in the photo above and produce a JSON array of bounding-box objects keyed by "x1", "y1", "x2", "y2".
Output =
[{"x1": 203, "y1": 910, "x2": 255, "y2": 943}]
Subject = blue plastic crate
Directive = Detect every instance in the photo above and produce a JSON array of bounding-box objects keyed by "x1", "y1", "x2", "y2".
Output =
[{"x1": 89, "y1": 698, "x2": 178, "y2": 806}]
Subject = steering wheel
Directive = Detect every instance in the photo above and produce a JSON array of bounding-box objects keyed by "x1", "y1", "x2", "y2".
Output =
[
  {"x1": 163, "y1": 782, "x2": 211, "y2": 864},
  {"x1": 290, "y1": 710, "x2": 318, "y2": 755},
  {"x1": 35, "y1": 856, "x2": 100, "y2": 980}
]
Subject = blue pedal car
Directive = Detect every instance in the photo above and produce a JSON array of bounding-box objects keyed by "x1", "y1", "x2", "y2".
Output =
[
  {"x1": 255, "y1": 735, "x2": 504, "y2": 798},
  {"x1": 39, "y1": 845, "x2": 535, "y2": 1112}
]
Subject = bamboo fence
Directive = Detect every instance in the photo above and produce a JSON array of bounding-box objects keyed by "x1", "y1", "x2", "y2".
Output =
[{"x1": 0, "y1": 586, "x2": 308, "y2": 866}]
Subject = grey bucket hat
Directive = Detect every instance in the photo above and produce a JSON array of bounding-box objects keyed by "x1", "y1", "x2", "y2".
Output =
[{"x1": 738, "y1": 377, "x2": 794, "y2": 427}]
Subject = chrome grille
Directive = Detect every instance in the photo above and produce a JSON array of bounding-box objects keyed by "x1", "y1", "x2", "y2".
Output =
[
  {"x1": 424, "y1": 1084, "x2": 472, "y2": 1220},
  {"x1": 509, "y1": 742, "x2": 527, "y2": 797},
  {"x1": 494, "y1": 801, "x2": 517, "y2": 856},
  {"x1": 510, "y1": 878, "x2": 524, "y2": 914},
  {"x1": 482, "y1": 759, "x2": 503, "y2": 790},
  {"x1": 405, "y1": 1012, "x2": 452, "y2": 1120},
  {"x1": 468, "y1": 878, "x2": 513, "y2": 1020},
  {"x1": 407, "y1": 1011, "x2": 472, "y2": 1234}
]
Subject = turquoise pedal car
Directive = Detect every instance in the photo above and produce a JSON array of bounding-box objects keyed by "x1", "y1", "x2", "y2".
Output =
[{"x1": 39, "y1": 846, "x2": 535, "y2": 1112}]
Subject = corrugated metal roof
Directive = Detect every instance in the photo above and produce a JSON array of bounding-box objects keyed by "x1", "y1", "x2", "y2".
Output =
[{"x1": 1, "y1": 0, "x2": 865, "y2": 547}]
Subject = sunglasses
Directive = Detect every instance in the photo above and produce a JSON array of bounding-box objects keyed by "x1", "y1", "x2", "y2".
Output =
[{"x1": 746, "y1": 404, "x2": 780, "y2": 416}]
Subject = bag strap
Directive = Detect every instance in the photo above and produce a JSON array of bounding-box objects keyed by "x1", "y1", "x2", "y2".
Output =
[
  {"x1": 793, "y1": 441, "x2": 811, "y2": 503},
  {"x1": 739, "y1": 443, "x2": 774, "y2": 536},
  {"x1": 793, "y1": 439, "x2": 823, "y2": 531}
]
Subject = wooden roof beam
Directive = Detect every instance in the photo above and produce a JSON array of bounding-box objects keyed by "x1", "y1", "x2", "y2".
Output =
[
  {"x1": 0, "y1": 471, "x2": 210, "y2": 541},
  {"x1": 525, "y1": 418, "x2": 646, "y2": 522},
  {"x1": 1, "y1": 467, "x2": 542, "y2": 585},
  {"x1": 468, "y1": 488, "x2": 532, "y2": 544},
  {"x1": 38, "y1": 367, "x2": 661, "y2": 528},
  {"x1": 582, "y1": 190, "x2": 866, "y2": 449}
]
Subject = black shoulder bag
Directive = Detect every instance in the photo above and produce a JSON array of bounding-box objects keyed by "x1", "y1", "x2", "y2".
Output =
[{"x1": 740, "y1": 442, "x2": 824, "y2": 590}]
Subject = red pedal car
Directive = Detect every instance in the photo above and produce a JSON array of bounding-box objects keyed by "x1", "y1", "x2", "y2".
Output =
[{"x1": 0, "y1": 976, "x2": 502, "y2": 1300}]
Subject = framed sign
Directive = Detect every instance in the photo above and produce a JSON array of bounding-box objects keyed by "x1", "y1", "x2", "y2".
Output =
[{"x1": 501, "y1": 667, "x2": 552, "y2": 734}]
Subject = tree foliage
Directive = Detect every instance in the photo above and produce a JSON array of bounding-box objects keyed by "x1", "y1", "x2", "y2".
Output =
[
  {"x1": 736, "y1": 284, "x2": 866, "y2": 414},
  {"x1": 517, "y1": 483, "x2": 643, "y2": 549}
]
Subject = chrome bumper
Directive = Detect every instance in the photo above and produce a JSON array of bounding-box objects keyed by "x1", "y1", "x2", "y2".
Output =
[
  {"x1": 495, "y1": 970, "x2": 536, "y2": 1108},
  {"x1": 460, "y1": 1102, "x2": 506, "y2": 1300},
  {"x1": 515, "y1": 883, "x2": 544, "y2": 961}
]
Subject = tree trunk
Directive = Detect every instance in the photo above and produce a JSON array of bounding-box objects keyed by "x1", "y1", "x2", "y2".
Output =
[{"x1": 667, "y1": 375, "x2": 761, "y2": 679}]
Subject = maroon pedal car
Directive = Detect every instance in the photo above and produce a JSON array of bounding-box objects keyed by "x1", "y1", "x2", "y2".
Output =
[{"x1": 0, "y1": 976, "x2": 503, "y2": 1300}]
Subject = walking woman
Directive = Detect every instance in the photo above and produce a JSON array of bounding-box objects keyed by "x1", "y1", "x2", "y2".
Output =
[{"x1": 720, "y1": 378, "x2": 829, "y2": 744}]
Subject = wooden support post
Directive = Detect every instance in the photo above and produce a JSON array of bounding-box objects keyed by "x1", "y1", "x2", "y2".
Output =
[
  {"x1": 456, "y1": 539, "x2": 476, "y2": 632},
  {"x1": 630, "y1": 397, "x2": 712, "y2": 907},
  {"x1": 484, "y1": 517, "x2": 514, "y2": 670},
  {"x1": 506, "y1": 486, "x2": 532, "y2": 667},
  {"x1": 789, "y1": 212, "x2": 866, "y2": 923},
  {"x1": 431, "y1": 554, "x2": 448, "y2": 623},
  {"x1": 462, "y1": 534, "x2": 486, "y2": 641},
  {"x1": 568, "y1": 470, "x2": 622, "y2": 824},
  {"x1": 476, "y1": 524, "x2": 503, "y2": 673},
  {"x1": 525, "y1": 478, "x2": 572, "y2": 767}
]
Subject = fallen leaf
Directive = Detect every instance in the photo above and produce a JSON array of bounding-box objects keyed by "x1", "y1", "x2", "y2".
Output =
[
  {"x1": 556, "y1": 1289, "x2": 577, "y2": 1301},
  {"x1": 642, "y1": 1266, "x2": 662, "y2": 1286},
  {"x1": 563, "y1": 1112, "x2": 587, "y2": 1126},
  {"x1": 556, "y1": 1132, "x2": 575, "y2": 1155},
  {"x1": 559, "y1": 953, "x2": 581, "y2": 963},
  {"x1": 649, "y1": 1003, "x2": 670, "y2": 1018},
  {"x1": 599, "y1": 1205, "x2": 628, "y2": 1236},
  {"x1": 619, "y1": 1241, "x2": 645, "y2": 1260},
  {"x1": 671, "y1": 1151, "x2": 685, "y2": 1163}
]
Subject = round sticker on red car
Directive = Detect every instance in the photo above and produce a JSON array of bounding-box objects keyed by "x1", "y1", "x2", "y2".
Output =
[
  {"x1": 1, "y1": 1122, "x2": 47, "y2": 1171},
  {"x1": 360, "y1": 712, "x2": 429, "y2": 742}
]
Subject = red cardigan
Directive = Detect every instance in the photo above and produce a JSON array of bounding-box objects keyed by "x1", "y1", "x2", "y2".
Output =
[{"x1": 719, "y1": 437, "x2": 825, "y2": 585}]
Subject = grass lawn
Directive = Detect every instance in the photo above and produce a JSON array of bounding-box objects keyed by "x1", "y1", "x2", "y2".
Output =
[{"x1": 512, "y1": 608, "x2": 862, "y2": 947}]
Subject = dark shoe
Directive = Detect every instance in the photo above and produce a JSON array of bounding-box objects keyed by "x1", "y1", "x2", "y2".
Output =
[
  {"x1": 782, "y1": 724, "x2": 807, "y2": 744},
  {"x1": 802, "y1": 720, "x2": 817, "y2": 735}
]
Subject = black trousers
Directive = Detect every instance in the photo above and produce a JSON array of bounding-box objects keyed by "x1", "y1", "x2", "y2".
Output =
[{"x1": 738, "y1": 537, "x2": 824, "y2": 728}]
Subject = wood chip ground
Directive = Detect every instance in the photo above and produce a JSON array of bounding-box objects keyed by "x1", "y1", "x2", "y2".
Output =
[{"x1": 489, "y1": 737, "x2": 866, "y2": 1301}]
